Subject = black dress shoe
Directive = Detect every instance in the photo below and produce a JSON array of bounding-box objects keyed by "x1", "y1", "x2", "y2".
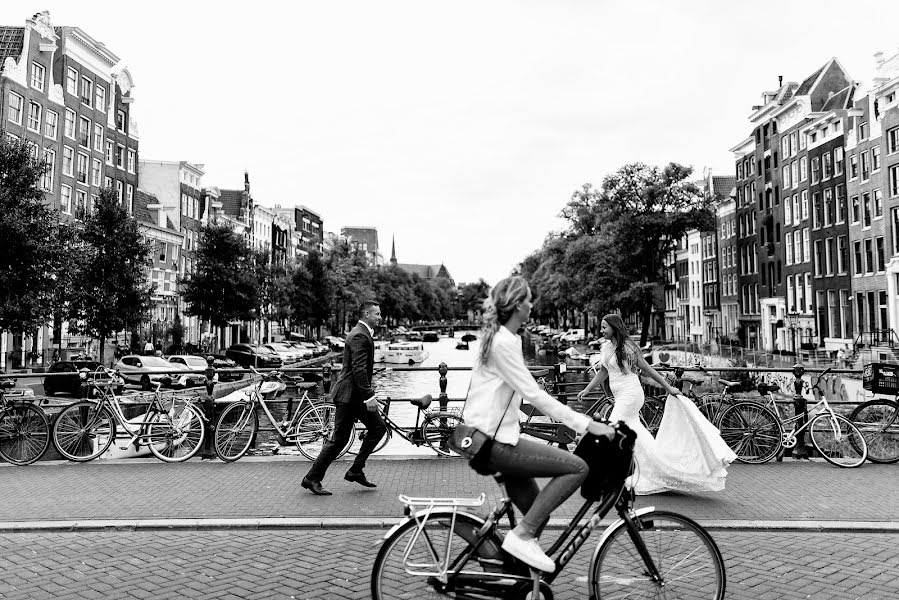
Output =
[
  {"x1": 344, "y1": 471, "x2": 377, "y2": 487},
  {"x1": 301, "y1": 477, "x2": 332, "y2": 495}
]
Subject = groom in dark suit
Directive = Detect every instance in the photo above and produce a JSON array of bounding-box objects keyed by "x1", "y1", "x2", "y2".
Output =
[{"x1": 302, "y1": 300, "x2": 387, "y2": 495}]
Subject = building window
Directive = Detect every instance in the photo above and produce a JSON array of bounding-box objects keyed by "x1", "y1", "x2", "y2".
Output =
[
  {"x1": 66, "y1": 67, "x2": 77, "y2": 95},
  {"x1": 877, "y1": 237, "x2": 886, "y2": 272},
  {"x1": 851, "y1": 195, "x2": 860, "y2": 223},
  {"x1": 116, "y1": 145, "x2": 125, "y2": 169},
  {"x1": 784, "y1": 196, "x2": 793, "y2": 224},
  {"x1": 823, "y1": 188, "x2": 833, "y2": 227},
  {"x1": 861, "y1": 151, "x2": 871, "y2": 181},
  {"x1": 105, "y1": 140, "x2": 114, "y2": 165},
  {"x1": 26, "y1": 101, "x2": 41, "y2": 132},
  {"x1": 865, "y1": 239, "x2": 874, "y2": 274},
  {"x1": 889, "y1": 127, "x2": 899, "y2": 154},
  {"x1": 811, "y1": 156, "x2": 820, "y2": 183},
  {"x1": 126, "y1": 184, "x2": 133, "y2": 211},
  {"x1": 791, "y1": 194, "x2": 800, "y2": 226},
  {"x1": 874, "y1": 188, "x2": 883, "y2": 219},
  {"x1": 75, "y1": 190, "x2": 86, "y2": 214},
  {"x1": 782, "y1": 165, "x2": 791, "y2": 189},
  {"x1": 822, "y1": 151, "x2": 832, "y2": 180},
  {"x1": 812, "y1": 192, "x2": 822, "y2": 229},
  {"x1": 849, "y1": 154, "x2": 858, "y2": 179},
  {"x1": 127, "y1": 149, "x2": 136, "y2": 174},
  {"x1": 799, "y1": 156, "x2": 808, "y2": 181},
  {"x1": 859, "y1": 121, "x2": 869, "y2": 140},
  {"x1": 7, "y1": 92, "x2": 24, "y2": 125},
  {"x1": 116, "y1": 110, "x2": 127, "y2": 134},
  {"x1": 801, "y1": 190, "x2": 809, "y2": 220},
  {"x1": 78, "y1": 116, "x2": 91, "y2": 148},
  {"x1": 837, "y1": 235, "x2": 847, "y2": 274},
  {"x1": 834, "y1": 147, "x2": 844, "y2": 175},
  {"x1": 854, "y1": 240, "x2": 863, "y2": 275},
  {"x1": 64, "y1": 109, "x2": 75, "y2": 139},
  {"x1": 91, "y1": 158, "x2": 102, "y2": 186},
  {"x1": 93, "y1": 124, "x2": 103, "y2": 152},
  {"x1": 836, "y1": 185, "x2": 846, "y2": 224},
  {"x1": 60, "y1": 185, "x2": 72, "y2": 214},
  {"x1": 825, "y1": 237, "x2": 834, "y2": 275},
  {"x1": 95, "y1": 85, "x2": 106, "y2": 112},
  {"x1": 80, "y1": 77, "x2": 92, "y2": 107},
  {"x1": 104, "y1": 176, "x2": 112, "y2": 189},
  {"x1": 62, "y1": 146, "x2": 74, "y2": 177},
  {"x1": 803, "y1": 228, "x2": 810, "y2": 263},
  {"x1": 76, "y1": 152, "x2": 88, "y2": 184},
  {"x1": 42, "y1": 148, "x2": 55, "y2": 190},
  {"x1": 892, "y1": 208, "x2": 899, "y2": 254},
  {"x1": 793, "y1": 230, "x2": 802, "y2": 262},
  {"x1": 116, "y1": 180, "x2": 123, "y2": 204},
  {"x1": 44, "y1": 109, "x2": 58, "y2": 139},
  {"x1": 785, "y1": 232, "x2": 793, "y2": 264},
  {"x1": 863, "y1": 192, "x2": 872, "y2": 227},
  {"x1": 30, "y1": 62, "x2": 45, "y2": 91},
  {"x1": 814, "y1": 239, "x2": 824, "y2": 276}
]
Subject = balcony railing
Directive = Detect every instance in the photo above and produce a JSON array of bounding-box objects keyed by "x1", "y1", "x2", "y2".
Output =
[{"x1": 854, "y1": 329, "x2": 899, "y2": 349}]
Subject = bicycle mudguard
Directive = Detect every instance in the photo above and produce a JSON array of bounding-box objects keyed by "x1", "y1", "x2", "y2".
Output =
[{"x1": 382, "y1": 509, "x2": 503, "y2": 560}]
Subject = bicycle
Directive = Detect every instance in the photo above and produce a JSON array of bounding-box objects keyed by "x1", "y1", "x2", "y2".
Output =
[
  {"x1": 717, "y1": 367, "x2": 868, "y2": 467},
  {"x1": 0, "y1": 379, "x2": 51, "y2": 465},
  {"x1": 212, "y1": 368, "x2": 354, "y2": 462},
  {"x1": 850, "y1": 364, "x2": 899, "y2": 464},
  {"x1": 518, "y1": 369, "x2": 581, "y2": 447},
  {"x1": 51, "y1": 367, "x2": 206, "y2": 463},
  {"x1": 347, "y1": 393, "x2": 463, "y2": 457},
  {"x1": 371, "y1": 422, "x2": 726, "y2": 599}
]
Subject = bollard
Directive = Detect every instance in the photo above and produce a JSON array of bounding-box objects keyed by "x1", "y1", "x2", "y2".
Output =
[
  {"x1": 438, "y1": 362, "x2": 449, "y2": 452},
  {"x1": 201, "y1": 356, "x2": 217, "y2": 459},
  {"x1": 673, "y1": 367, "x2": 685, "y2": 392},
  {"x1": 791, "y1": 363, "x2": 810, "y2": 460},
  {"x1": 554, "y1": 356, "x2": 568, "y2": 404},
  {"x1": 322, "y1": 363, "x2": 333, "y2": 396}
]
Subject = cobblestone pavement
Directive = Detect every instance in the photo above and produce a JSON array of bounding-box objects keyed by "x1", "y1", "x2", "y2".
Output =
[
  {"x1": 0, "y1": 457, "x2": 897, "y2": 524},
  {"x1": 0, "y1": 528, "x2": 896, "y2": 599}
]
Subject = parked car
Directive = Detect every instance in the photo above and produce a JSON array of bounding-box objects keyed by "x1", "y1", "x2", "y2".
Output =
[
  {"x1": 113, "y1": 355, "x2": 175, "y2": 391},
  {"x1": 225, "y1": 343, "x2": 283, "y2": 369},
  {"x1": 165, "y1": 355, "x2": 211, "y2": 388},
  {"x1": 263, "y1": 343, "x2": 299, "y2": 364},
  {"x1": 209, "y1": 354, "x2": 245, "y2": 381},
  {"x1": 300, "y1": 341, "x2": 326, "y2": 357},
  {"x1": 43, "y1": 360, "x2": 124, "y2": 396},
  {"x1": 324, "y1": 336, "x2": 345, "y2": 352},
  {"x1": 561, "y1": 328, "x2": 586, "y2": 343}
]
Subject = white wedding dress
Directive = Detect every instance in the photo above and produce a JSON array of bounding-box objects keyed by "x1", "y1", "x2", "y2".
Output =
[{"x1": 601, "y1": 345, "x2": 737, "y2": 495}]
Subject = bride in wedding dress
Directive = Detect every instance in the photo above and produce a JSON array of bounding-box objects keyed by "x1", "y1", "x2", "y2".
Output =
[{"x1": 578, "y1": 314, "x2": 737, "y2": 495}]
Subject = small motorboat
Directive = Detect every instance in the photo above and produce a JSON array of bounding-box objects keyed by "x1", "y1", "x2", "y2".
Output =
[
  {"x1": 461, "y1": 333, "x2": 477, "y2": 343},
  {"x1": 384, "y1": 342, "x2": 429, "y2": 365},
  {"x1": 455, "y1": 340, "x2": 469, "y2": 350},
  {"x1": 422, "y1": 331, "x2": 440, "y2": 342}
]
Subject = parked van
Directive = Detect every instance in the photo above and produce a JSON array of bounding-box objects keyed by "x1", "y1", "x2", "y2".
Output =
[{"x1": 561, "y1": 329, "x2": 586, "y2": 343}]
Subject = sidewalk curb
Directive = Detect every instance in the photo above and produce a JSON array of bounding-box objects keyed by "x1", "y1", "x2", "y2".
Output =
[{"x1": 1, "y1": 517, "x2": 898, "y2": 534}]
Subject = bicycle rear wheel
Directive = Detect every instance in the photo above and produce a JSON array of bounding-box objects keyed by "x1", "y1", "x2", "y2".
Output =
[
  {"x1": 371, "y1": 512, "x2": 504, "y2": 600},
  {"x1": 213, "y1": 401, "x2": 258, "y2": 462},
  {"x1": 51, "y1": 401, "x2": 116, "y2": 462},
  {"x1": 295, "y1": 403, "x2": 356, "y2": 460},
  {"x1": 849, "y1": 399, "x2": 899, "y2": 464},
  {"x1": 0, "y1": 403, "x2": 51, "y2": 465},
  {"x1": 591, "y1": 510, "x2": 725, "y2": 600},
  {"x1": 809, "y1": 413, "x2": 867, "y2": 468},
  {"x1": 717, "y1": 401, "x2": 783, "y2": 464},
  {"x1": 421, "y1": 412, "x2": 462, "y2": 456},
  {"x1": 146, "y1": 402, "x2": 206, "y2": 463}
]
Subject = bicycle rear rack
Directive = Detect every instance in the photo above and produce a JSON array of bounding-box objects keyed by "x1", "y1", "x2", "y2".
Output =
[{"x1": 398, "y1": 493, "x2": 486, "y2": 509}]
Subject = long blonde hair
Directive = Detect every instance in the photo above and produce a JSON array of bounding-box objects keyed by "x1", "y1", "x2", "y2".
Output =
[{"x1": 478, "y1": 276, "x2": 530, "y2": 366}]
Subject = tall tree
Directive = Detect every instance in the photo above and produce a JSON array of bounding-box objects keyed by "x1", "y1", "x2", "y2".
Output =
[
  {"x1": 0, "y1": 138, "x2": 71, "y2": 359},
  {"x1": 458, "y1": 279, "x2": 490, "y2": 321},
  {"x1": 325, "y1": 240, "x2": 374, "y2": 332},
  {"x1": 68, "y1": 187, "x2": 154, "y2": 364},
  {"x1": 180, "y1": 223, "x2": 259, "y2": 338},
  {"x1": 289, "y1": 251, "x2": 331, "y2": 336}
]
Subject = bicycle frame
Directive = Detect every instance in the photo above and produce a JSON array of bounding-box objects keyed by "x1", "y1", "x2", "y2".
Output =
[
  {"x1": 762, "y1": 389, "x2": 838, "y2": 441},
  {"x1": 378, "y1": 398, "x2": 426, "y2": 444},
  {"x1": 90, "y1": 380, "x2": 190, "y2": 449}
]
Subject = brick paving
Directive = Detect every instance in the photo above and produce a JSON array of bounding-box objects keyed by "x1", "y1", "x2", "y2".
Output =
[
  {"x1": 0, "y1": 528, "x2": 896, "y2": 599},
  {"x1": 0, "y1": 456, "x2": 896, "y2": 524}
]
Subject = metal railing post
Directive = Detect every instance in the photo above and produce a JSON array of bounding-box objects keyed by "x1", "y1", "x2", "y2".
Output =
[
  {"x1": 791, "y1": 363, "x2": 810, "y2": 460},
  {"x1": 201, "y1": 356, "x2": 217, "y2": 459},
  {"x1": 438, "y1": 362, "x2": 449, "y2": 452}
]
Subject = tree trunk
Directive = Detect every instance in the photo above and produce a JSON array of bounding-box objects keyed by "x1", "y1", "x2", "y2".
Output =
[
  {"x1": 99, "y1": 334, "x2": 106, "y2": 365},
  {"x1": 640, "y1": 299, "x2": 652, "y2": 347}
]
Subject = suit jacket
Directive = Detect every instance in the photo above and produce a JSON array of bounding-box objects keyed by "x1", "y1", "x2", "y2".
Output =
[{"x1": 331, "y1": 322, "x2": 375, "y2": 405}]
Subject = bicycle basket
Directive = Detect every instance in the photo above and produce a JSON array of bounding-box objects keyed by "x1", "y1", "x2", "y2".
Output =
[{"x1": 862, "y1": 363, "x2": 899, "y2": 395}]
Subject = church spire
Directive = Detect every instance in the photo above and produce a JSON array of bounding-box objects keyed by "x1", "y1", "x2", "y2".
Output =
[{"x1": 390, "y1": 235, "x2": 397, "y2": 264}]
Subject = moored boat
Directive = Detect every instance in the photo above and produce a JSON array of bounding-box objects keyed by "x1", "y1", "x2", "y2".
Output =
[{"x1": 384, "y1": 342, "x2": 429, "y2": 365}]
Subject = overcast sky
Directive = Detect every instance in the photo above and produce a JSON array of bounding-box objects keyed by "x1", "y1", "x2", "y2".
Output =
[{"x1": 5, "y1": 1, "x2": 899, "y2": 284}]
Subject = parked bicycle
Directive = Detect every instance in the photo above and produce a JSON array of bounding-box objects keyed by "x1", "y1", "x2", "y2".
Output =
[
  {"x1": 51, "y1": 367, "x2": 206, "y2": 463},
  {"x1": 371, "y1": 421, "x2": 726, "y2": 599},
  {"x1": 717, "y1": 367, "x2": 867, "y2": 467},
  {"x1": 213, "y1": 368, "x2": 353, "y2": 462},
  {"x1": 850, "y1": 363, "x2": 899, "y2": 464},
  {"x1": 348, "y1": 393, "x2": 462, "y2": 457},
  {"x1": 0, "y1": 379, "x2": 51, "y2": 465}
]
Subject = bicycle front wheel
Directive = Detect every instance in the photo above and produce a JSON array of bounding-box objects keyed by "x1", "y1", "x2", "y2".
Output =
[
  {"x1": 421, "y1": 412, "x2": 462, "y2": 456},
  {"x1": 0, "y1": 403, "x2": 51, "y2": 465},
  {"x1": 849, "y1": 399, "x2": 899, "y2": 464},
  {"x1": 213, "y1": 401, "x2": 258, "y2": 462},
  {"x1": 591, "y1": 510, "x2": 725, "y2": 600},
  {"x1": 146, "y1": 402, "x2": 206, "y2": 463},
  {"x1": 809, "y1": 413, "x2": 867, "y2": 468},
  {"x1": 51, "y1": 401, "x2": 116, "y2": 462},
  {"x1": 717, "y1": 401, "x2": 783, "y2": 464},
  {"x1": 295, "y1": 403, "x2": 357, "y2": 460},
  {"x1": 371, "y1": 512, "x2": 504, "y2": 600}
]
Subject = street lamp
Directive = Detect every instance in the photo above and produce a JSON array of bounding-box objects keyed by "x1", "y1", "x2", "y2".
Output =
[{"x1": 786, "y1": 306, "x2": 800, "y2": 354}]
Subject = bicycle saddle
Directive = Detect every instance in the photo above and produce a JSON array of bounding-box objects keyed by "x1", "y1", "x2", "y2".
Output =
[
  {"x1": 296, "y1": 382, "x2": 317, "y2": 390},
  {"x1": 0, "y1": 380, "x2": 15, "y2": 389},
  {"x1": 683, "y1": 376, "x2": 704, "y2": 385},
  {"x1": 756, "y1": 383, "x2": 781, "y2": 395},
  {"x1": 529, "y1": 369, "x2": 549, "y2": 378},
  {"x1": 411, "y1": 394, "x2": 432, "y2": 409},
  {"x1": 719, "y1": 379, "x2": 742, "y2": 388}
]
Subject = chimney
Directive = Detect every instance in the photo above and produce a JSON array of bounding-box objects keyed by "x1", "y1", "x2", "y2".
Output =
[
  {"x1": 875, "y1": 51, "x2": 885, "y2": 68},
  {"x1": 778, "y1": 75, "x2": 783, "y2": 88},
  {"x1": 244, "y1": 170, "x2": 250, "y2": 192}
]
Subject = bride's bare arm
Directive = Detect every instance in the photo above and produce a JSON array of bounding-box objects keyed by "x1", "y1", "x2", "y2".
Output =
[
  {"x1": 577, "y1": 366, "x2": 609, "y2": 400},
  {"x1": 634, "y1": 354, "x2": 679, "y2": 395}
]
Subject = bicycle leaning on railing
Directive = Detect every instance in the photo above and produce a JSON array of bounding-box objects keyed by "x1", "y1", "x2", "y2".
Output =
[
  {"x1": 370, "y1": 420, "x2": 726, "y2": 600},
  {"x1": 0, "y1": 379, "x2": 51, "y2": 465},
  {"x1": 850, "y1": 363, "x2": 899, "y2": 464},
  {"x1": 716, "y1": 367, "x2": 868, "y2": 467},
  {"x1": 51, "y1": 367, "x2": 207, "y2": 463},
  {"x1": 212, "y1": 367, "x2": 353, "y2": 462},
  {"x1": 348, "y1": 393, "x2": 463, "y2": 457}
]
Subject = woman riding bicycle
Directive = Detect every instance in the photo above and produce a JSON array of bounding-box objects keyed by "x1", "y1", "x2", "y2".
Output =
[{"x1": 463, "y1": 276, "x2": 614, "y2": 572}]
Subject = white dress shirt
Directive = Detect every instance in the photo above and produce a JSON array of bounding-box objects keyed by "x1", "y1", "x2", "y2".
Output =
[{"x1": 463, "y1": 326, "x2": 590, "y2": 445}]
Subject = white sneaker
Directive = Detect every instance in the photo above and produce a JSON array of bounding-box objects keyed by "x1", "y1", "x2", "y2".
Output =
[{"x1": 501, "y1": 531, "x2": 555, "y2": 572}]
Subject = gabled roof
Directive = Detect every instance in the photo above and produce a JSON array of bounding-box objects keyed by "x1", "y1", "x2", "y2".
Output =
[
  {"x1": 218, "y1": 189, "x2": 244, "y2": 217},
  {"x1": 821, "y1": 84, "x2": 855, "y2": 111},
  {"x1": 395, "y1": 263, "x2": 453, "y2": 282},
  {"x1": 712, "y1": 176, "x2": 737, "y2": 199},
  {"x1": 0, "y1": 27, "x2": 24, "y2": 65},
  {"x1": 134, "y1": 190, "x2": 178, "y2": 232},
  {"x1": 795, "y1": 64, "x2": 826, "y2": 96}
]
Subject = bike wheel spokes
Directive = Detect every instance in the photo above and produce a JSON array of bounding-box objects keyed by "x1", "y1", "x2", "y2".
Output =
[
  {"x1": 0, "y1": 404, "x2": 51, "y2": 465},
  {"x1": 593, "y1": 511, "x2": 725, "y2": 600},
  {"x1": 51, "y1": 401, "x2": 115, "y2": 462},
  {"x1": 810, "y1": 414, "x2": 867, "y2": 468},
  {"x1": 147, "y1": 404, "x2": 205, "y2": 463},
  {"x1": 213, "y1": 402, "x2": 257, "y2": 462},
  {"x1": 850, "y1": 400, "x2": 899, "y2": 464},
  {"x1": 422, "y1": 412, "x2": 462, "y2": 456},
  {"x1": 298, "y1": 404, "x2": 357, "y2": 459},
  {"x1": 718, "y1": 402, "x2": 781, "y2": 464}
]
